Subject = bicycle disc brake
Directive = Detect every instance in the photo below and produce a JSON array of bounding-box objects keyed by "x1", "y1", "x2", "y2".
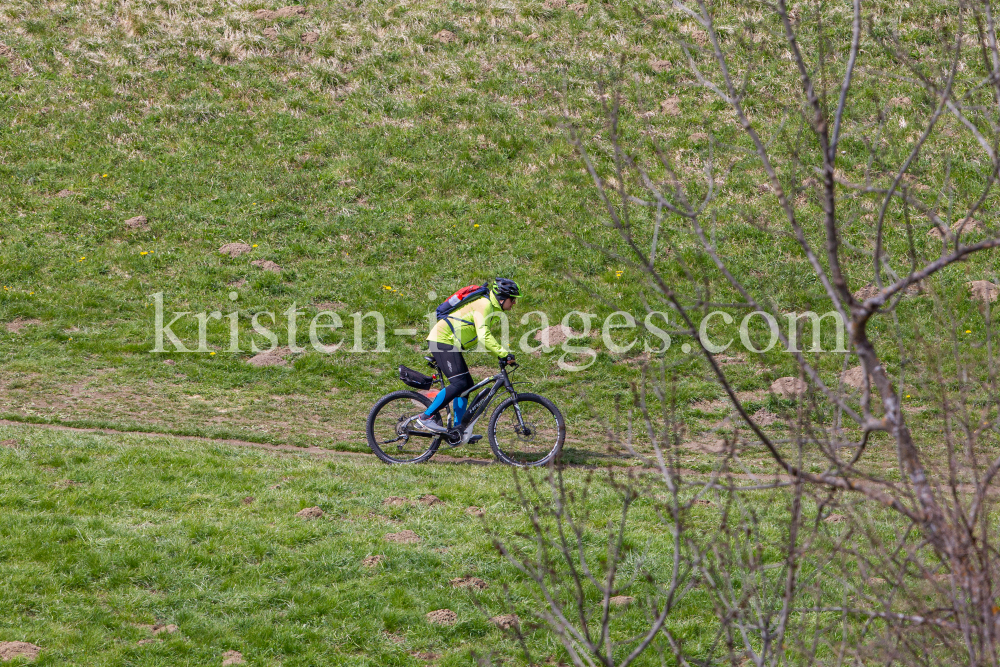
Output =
[{"x1": 514, "y1": 422, "x2": 535, "y2": 441}]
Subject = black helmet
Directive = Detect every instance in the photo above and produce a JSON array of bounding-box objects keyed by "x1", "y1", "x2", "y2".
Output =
[{"x1": 492, "y1": 278, "x2": 521, "y2": 300}]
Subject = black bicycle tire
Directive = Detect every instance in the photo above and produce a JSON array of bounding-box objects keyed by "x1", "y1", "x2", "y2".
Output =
[
  {"x1": 366, "y1": 390, "x2": 444, "y2": 464},
  {"x1": 487, "y1": 393, "x2": 565, "y2": 467}
]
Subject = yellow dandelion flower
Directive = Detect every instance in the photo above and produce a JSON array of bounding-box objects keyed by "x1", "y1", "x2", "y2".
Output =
[
  {"x1": 140, "y1": 251, "x2": 148, "y2": 256},
  {"x1": 29, "y1": 292, "x2": 34, "y2": 296},
  {"x1": 906, "y1": 394, "x2": 911, "y2": 398},
  {"x1": 210, "y1": 351, "x2": 216, "y2": 356},
  {"x1": 102, "y1": 174, "x2": 108, "y2": 178},
  {"x1": 252, "y1": 244, "x2": 258, "y2": 248},
  {"x1": 966, "y1": 329, "x2": 972, "y2": 333},
  {"x1": 474, "y1": 224, "x2": 480, "y2": 228}
]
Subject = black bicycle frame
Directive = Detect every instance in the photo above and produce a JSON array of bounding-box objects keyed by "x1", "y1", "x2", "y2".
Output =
[
  {"x1": 421, "y1": 357, "x2": 522, "y2": 430},
  {"x1": 457, "y1": 368, "x2": 515, "y2": 428}
]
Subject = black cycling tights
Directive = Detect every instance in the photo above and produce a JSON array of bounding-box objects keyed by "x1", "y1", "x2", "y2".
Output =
[{"x1": 423, "y1": 342, "x2": 473, "y2": 424}]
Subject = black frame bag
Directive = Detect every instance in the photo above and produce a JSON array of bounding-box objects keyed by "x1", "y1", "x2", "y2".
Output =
[{"x1": 399, "y1": 365, "x2": 434, "y2": 390}]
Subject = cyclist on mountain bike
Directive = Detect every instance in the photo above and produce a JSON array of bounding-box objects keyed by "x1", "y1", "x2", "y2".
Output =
[{"x1": 415, "y1": 278, "x2": 521, "y2": 434}]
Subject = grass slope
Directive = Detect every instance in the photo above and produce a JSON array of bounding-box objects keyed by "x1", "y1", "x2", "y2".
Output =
[
  {"x1": 1, "y1": 424, "x2": 730, "y2": 666},
  {"x1": 1, "y1": 0, "x2": 997, "y2": 470}
]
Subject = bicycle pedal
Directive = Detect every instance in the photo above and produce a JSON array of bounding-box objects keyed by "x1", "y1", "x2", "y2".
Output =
[{"x1": 467, "y1": 435, "x2": 483, "y2": 444}]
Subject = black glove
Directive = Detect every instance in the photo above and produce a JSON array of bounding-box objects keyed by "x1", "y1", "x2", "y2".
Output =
[{"x1": 500, "y1": 354, "x2": 516, "y2": 367}]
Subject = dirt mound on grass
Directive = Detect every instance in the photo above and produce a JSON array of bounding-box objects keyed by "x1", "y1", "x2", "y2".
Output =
[
  {"x1": 434, "y1": 30, "x2": 456, "y2": 43},
  {"x1": 55, "y1": 189, "x2": 76, "y2": 197},
  {"x1": 251, "y1": 259, "x2": 282, "y2": 273},
  {"x1": 219, "y1": 243, "x2": 253, "y2": 258},
  {"x1": 489, "y1": 614, "x2": 519, "y2": 630},
  {"x1": 1, "y1": 439, "x2": 19, "y2": 448},
  {"x1": 247, "y1": 347, "x2": 291, "y2": 367},
  {"x1": 363, "y1": 554, "x2": 384, "y2": 567},
  {"x1": 770, "y1": 377, "x2": 807, "y2": 397},
  {"x1": 295, "y1": 506, "x2": 323, "y2": 520},
  {"x1": 855, "y1": 282, "x2": 921, "y2": 300},
  {"x1": 147, "y1": 624, "x2": 179, "y2": 635},
  {"x1": 533, "y1": 325, "x2": 584, "y2": 347},
  {"x1": 263, "y1": 27, "x2": 278, "y2": 38},
  {"x1": 301, "y1": 32, "x2": 319, "y2": 43},
  {"x1": 385, "y1": 530, "x2": 421, "y2": 544},
  {"x1": 841, "y1": 366, "x2": 871, "y2": 390},
  {"x1": 221, "y1": 650, "x2": 245, "y2": 665},
  {"x1": 610, "y1": 595, "x2": 634, "y2": 606},
  {"x1": 968, "y1": 280, "x2": 999, "y2": 303},
  {"x1": 650, "y1": 59, "x2": 671, "y2": 73},
  {"x1": 660, "y1": 96, "x2": 681, "y2": 116},
  {"x1": 426, "y1": 609, "x2": 457, "y2": 625},
  {"x1": 418, "y1": 494, "x2": 443, "y2": 506},
  {"x1": 854, "y1": 283, "x2": 880, "y2": 301},
  {"x1": 465, "y1": 506, "x2": 484, "y2": 517},
  {"x1": 751, "y1": 408, "x2": 777, "y2": 427},
  {"x1": 383, "y1": 496, "x2": 411, "y2": 506},
  {"x1": 124, "y1": 215, "x2": 149, "y2": 230},
  {"x1": 411, "y1": 651, "x2": 441, "y2": 660},
  {"x1": 5, "y1": 319, "x2": 42, "y2": 334},
  {"x1": 450, "y1": 576, "x2": 488, "y2": 590},
  {"x1": 0, "y1": 642, "x2": 41, "y2": 660},
  {"x1": 928, "y1": 218, "x2": 984, "y2": 240}
]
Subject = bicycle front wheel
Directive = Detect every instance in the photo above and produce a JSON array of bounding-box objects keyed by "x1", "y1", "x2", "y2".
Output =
[
  {"x1": 366, "y1": 391, "x2": 446, "y2": 464},
  {"x1": 487, "y1": 393, "x2": 565, "y2": 466}
]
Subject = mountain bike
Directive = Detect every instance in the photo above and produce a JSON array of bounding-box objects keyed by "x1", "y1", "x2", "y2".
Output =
[{"x1": 365, "y1": 357, "x2": 565, "y2": 466}]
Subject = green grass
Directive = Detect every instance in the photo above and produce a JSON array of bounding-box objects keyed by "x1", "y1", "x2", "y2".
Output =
[
  {"x1": 4, "y1": 0, "x2": 993, "y2": 466},
  {"x1": 1, "y1": 424, "x2": 739, "y2": 666},
  {"x1": 3, "y1": 1, "x2": 1000, "y2": 659}
]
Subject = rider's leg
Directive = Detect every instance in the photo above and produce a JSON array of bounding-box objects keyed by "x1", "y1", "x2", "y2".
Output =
[
  {"x1": 424, "y1": 387, "x2": 449, "y2": 415},
  {"x1": 452, "y1": 396, "x2": 468, "y2": 425},
  {"x1": 423, "y1": 344, "x2": 472, "y2": 424}
]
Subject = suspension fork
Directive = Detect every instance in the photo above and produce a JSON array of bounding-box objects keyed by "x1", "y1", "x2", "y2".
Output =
[{"x1": 503, "y1": 370, "x2": 528, "y2": 430}]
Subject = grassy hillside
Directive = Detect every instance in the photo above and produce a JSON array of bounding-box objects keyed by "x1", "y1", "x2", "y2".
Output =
[
  {"x1": 0, "y1": 0, "x2": 670, "y2": 456},
  {"x1": 1, "y1": 0, "x2": 998, "y2": 470}
]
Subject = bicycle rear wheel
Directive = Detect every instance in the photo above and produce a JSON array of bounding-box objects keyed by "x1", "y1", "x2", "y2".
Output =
[
  {"x1": 366, "y1": 391, "x2": 447, "y2": 464},
  {"x1": 487, "y1": 393, "x2": 565, "y2": 466}
]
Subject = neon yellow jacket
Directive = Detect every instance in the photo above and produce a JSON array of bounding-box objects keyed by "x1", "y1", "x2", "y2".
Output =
[{"x1": 428, "y1": 291, "x2": 509, "y2": 358}]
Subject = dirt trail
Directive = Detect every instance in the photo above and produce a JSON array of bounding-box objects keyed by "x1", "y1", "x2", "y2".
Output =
[
  {"x1": 0, "y1": 419, "x2": 801, "y2": 480},
  {"x1": 0, "y1": 419, "x2": 500, "y2": 466}
]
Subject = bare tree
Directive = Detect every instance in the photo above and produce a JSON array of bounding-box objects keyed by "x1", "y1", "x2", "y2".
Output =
[{"x1": 498, "y1": 0, "x2": 1000, "y2": 664}]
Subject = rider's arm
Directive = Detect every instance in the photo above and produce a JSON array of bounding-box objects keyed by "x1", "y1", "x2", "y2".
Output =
[{"x1": 472, "y1": 300, "x2": 509, "y2": 358}]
